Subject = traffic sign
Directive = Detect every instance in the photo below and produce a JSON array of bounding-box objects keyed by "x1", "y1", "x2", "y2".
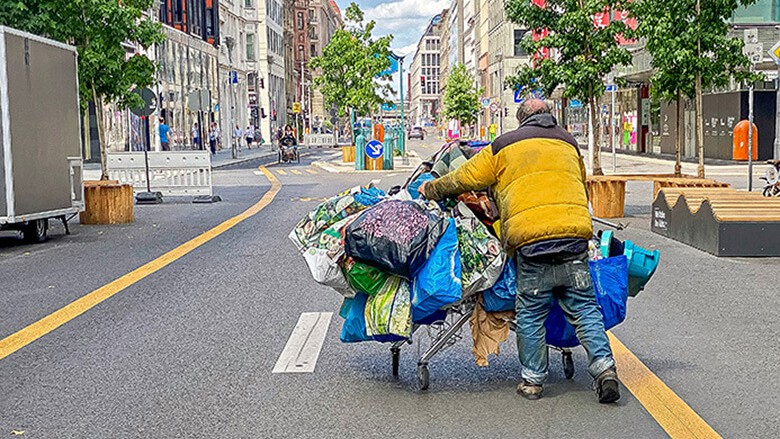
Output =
[
  {"x1": 381, "y1": 102, "x2": 397, "y2": 111},
  {"x1": 514, "y1": 89, "x2": 524, "y2": 103},
  {"x1": 606, "y1": 84, "x2": 618, "y2": 92},
  {"x1": 570, "y1": 99, "x2": 583, "y2": 109},
  {"x1": 365, "y1": 139, "x2": 384, "y2": 159},
  {"x1": 229, "y1": 71, "x2": 238, "y2": 84},
  {"x1": 481, "y1": 98, "x2": 491, "y2": 108},
  {"x1": 490, "y1": 102, "x2": 499, "y2": 113},
  {"x1": 768, "y1": 40, "x2": 780, "y2": 64},
  {"x1": 131, "y1": 88, "x2": 157, "y2": 117},
  {"x1": 292, "y1": 102, "x2": 301, "y2": 113}
]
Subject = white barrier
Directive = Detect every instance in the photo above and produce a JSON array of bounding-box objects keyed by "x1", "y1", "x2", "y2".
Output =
[
  {"x1": 106, "y1": 151, "x2": 212, "y2": 196},
  {"x1": 304, "y1": 133, "x2": 337, "y2": 148}
]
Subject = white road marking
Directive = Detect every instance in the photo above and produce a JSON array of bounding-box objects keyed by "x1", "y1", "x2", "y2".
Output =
[
  {"x1": 253, "y1": 170, "x2": 263, "y2": 175},
  {"x1": 272, "y1": 312, "x2": 332, "y2": 373}
]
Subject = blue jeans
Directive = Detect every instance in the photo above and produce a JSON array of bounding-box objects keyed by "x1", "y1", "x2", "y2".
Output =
[{"x1": 515, "y1": 252, "x2": 615, "y2": 385}]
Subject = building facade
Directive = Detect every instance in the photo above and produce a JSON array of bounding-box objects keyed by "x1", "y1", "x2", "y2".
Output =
[
  {"x1": 217, "y1": 0, "x2": 253, "y2": 148},
  {"x1": 409, "y1": 15, "x2": 444, "y2": 128},
  {"x1": 309, "y1": 0, "x2": 343, "y2": 128}
]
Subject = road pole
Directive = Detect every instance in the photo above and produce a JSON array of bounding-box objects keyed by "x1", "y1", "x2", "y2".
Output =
[
  {"x1": 749, "y1": 76, "x2": 755, "y2": 191},
  {"x1": 695, "y1": 0, "x2": 705, "y2": 178},
  {"x1": 775, "y1": 63, "x2": 780, "y2": 160},
  {"x1": 611, "y1": 86, "x2": 617, "y2": 172},
  {"x1": 143, "y1": 116, "x2": 152, "y2": 193},
  {"x1": 399, "y1": 57, "x2": 405, "y2": 155}
]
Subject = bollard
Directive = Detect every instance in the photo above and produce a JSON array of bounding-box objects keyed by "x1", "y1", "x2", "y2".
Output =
[
  {"x1": 383, "y1": 135, "x2": 395, "y2": 170},
  {"x1": 355, "y1": 132, "x2": 366, "y2": 171}
]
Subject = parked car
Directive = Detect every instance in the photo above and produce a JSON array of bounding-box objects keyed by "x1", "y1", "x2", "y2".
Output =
[{"x1": 408, "y1": 126, "x2": 425, "y2": 140}]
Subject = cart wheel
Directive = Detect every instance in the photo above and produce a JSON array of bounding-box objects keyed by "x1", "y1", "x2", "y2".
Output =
[
  {"x1": 296, "y1": 150, "x2": 301, "y2": 163},
  {"x1": 391, "y1": 348, "x2": 400, "y2": 377},
  {"x1": 562, "y1": 351, "x2": 574, "y2": 379},
  {"x1": 417, "y1": 363, "x2": 429, "y2": 391},
  {"x1": 278, "y1": 150, "x2": 282, "y2": 164}
]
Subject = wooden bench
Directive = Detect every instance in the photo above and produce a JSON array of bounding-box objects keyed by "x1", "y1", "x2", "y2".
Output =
[{"x1": 653, "y1": 187, "x2": 780, "y2": 256}]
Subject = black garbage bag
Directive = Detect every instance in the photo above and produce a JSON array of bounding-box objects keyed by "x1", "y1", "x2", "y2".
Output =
[{"x1": 344, "y1": 200, "x2": 448, "y2": 279}]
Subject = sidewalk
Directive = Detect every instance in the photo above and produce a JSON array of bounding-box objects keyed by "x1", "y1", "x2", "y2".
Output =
[{"x1": 597, "y1": 149, "x2": 766, "y2": 178}]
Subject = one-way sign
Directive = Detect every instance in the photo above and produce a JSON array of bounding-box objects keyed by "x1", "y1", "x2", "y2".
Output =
[{"x1": 365, "y1": 140, "x2": 383, "y2": 159}]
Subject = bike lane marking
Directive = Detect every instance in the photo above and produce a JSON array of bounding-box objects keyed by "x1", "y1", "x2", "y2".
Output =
[
  {"x1": 609, "y1": 333, "x2": 721, "y2": 439},
  {"x1": 272, "y1": 312, "x2": 332, "y2": 373},
  {"x1": 0, "y1": 167, "x2": 281, "y2": 361}
]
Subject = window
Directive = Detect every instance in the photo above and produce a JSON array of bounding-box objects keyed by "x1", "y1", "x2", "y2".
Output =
[
  {"x1": 310, "y1": 43, "x2": 317, "y2": 57},
  {"x1": 733, "y1": 0, "x2": 780, "y2": 23},
  {"x1": 298, "y1": 44, "x2": 304, "y2": 62},
  {"x1": 309, "y1": 8, "x2": 316, "y2": 22},
  {"x1": 514, "y1": 29, "x2": 528, "y2": 57},
  {"x1": 297, "y1": 12, "x2": 304, "y2": 29},
  {"x1": 244, "y1": 0, "x2": 252, "y2": 7},
  {"x1": 246, "y1": 33, "x2": 255, "y2": 61}
]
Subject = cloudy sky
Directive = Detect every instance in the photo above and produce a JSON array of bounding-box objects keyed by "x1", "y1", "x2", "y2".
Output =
[{"x1": 334, "y1": 0, "x2": 450, "y2": 58}]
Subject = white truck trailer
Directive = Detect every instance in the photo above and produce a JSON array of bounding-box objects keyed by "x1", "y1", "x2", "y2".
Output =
[{"x1": 0, "y1": 26, "x2": 83, "y2": 242}]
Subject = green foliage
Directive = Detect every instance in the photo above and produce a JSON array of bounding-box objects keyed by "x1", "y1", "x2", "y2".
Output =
[
  {"x1": 632, "y1": 0, "x2": 762, "y2": 103},
  {"x1": 442, "y1": 64, "x2": 483, "y2": 126},
  {"x1": 0, "y1": 0, "x2": 164, "y2": 112},
  {"x1": 504, "y1": 0, "x2": 635, "y2": 102},
  {"x1": 309, "y1": 2, "x2": 394, "y2": 118}
]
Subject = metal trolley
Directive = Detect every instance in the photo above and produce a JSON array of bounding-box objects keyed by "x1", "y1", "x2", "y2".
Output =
[{"x1": 388, "y1": 297, "x2": 575, "y2": 391}]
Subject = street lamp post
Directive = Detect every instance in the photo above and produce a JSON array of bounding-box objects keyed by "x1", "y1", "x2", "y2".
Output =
[{"x1": 399, "y1": 56, "x2": 406, "y2": 156}]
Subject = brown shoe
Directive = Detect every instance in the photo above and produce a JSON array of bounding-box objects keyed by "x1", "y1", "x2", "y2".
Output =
[
  {"x1": 594, "y1": 368, "x2": 620, "y2": 403},
  {"x1": 517, "y1": 380, "x2": 543, "y2": 400}
]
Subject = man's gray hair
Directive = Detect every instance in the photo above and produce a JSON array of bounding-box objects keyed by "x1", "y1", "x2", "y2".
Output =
[{"x1": 516, "y1": 99, "x2": 552, "y2": 123}]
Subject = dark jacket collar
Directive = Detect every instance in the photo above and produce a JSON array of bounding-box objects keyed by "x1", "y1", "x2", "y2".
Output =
[{"x1": 520, "y1": 113, "x2": 558, "y2": 128}]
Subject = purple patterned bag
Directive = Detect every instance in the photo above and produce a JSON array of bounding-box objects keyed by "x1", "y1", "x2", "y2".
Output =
[{"x1": 344, "y1": 200, "x2": 448, "y2": 279}]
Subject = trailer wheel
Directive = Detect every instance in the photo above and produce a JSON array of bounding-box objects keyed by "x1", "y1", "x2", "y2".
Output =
[{"x1": 22, "y1": 219, "x2": 48, "y2": 243}]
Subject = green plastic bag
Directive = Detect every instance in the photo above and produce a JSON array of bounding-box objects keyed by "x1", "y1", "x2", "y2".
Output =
[
  {"x1": 343, "y1": 258, "x2": 389, "y2": 296},
  {"x1": 364, "y1": 276, "x2": 412, "y2": 340}
]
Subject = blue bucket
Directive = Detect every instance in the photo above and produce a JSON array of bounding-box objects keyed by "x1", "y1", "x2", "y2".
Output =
[{"x1": 623, "y1": 240, "x2": 660, "y2": 296}]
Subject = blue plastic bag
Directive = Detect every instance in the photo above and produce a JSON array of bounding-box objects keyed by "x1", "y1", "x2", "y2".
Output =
[
  {"x1": 411, "y1": 219, "x2": 462, "y2": 322},
  {"x1": 340, "y1": 293, "x2": 373, "y2": 343},
  {"x1": 544, "y1": 256, "x2": 629, "y2": 348},
  {"x1": 482, "y1": 259, "x2": 516, "y2": 312},
  {"x1": 408, "y1": 172, "x2": 436, "y2": 199}
]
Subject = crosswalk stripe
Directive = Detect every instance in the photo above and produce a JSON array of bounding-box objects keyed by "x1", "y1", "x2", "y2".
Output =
[
  {"x1": 276, "y1": 169, "x2": 287, "y2": 175},
  {"x1": 306, "y1": 169, "x2": 317, "y2": 174},
  {"x1": 291, "y1": 169, "x2": 303, "y2": 175}
]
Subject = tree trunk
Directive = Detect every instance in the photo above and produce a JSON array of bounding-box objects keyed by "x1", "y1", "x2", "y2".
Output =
[
  {"x1": 590, "y1": 92, "x2": 603, "y2": 176},
  {"x1": 695, "y1": 0, "x2": 705, "y2": 178},
  {"x1": 675, "y1": 90, "x2": 682, "y2": 177},
  {"x1": 92, "y1": 85, "x2": 109, "y2": 181}
]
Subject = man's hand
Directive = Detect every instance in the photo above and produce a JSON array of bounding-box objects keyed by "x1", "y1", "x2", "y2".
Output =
[{"x1": 417, "y1": 181, "x2": 428, "y2": 199}]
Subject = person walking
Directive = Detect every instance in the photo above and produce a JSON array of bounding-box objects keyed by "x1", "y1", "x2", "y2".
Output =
[
  {"x1": 245, "y1": 125, "x2": 255, "y2": 149},
  {"x1": 233, "y1": 124, "x2": 243, "y2": 152},
  {"x1": 191, "y1": 122, "x2": 200, "y2": 149},
  {"x1": 159, "y1": 117, "x2": 170, "y2": 151},
  {"x1": 418, "y1": 99, "x2": 620, "y2": 404},
  {"x1": 208, "y1": 123, "x2": 218, "y2": 155}
]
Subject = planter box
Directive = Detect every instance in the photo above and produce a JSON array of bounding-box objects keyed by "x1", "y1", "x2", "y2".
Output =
[
  {"x1": 342, "y1": 146, "x2": 355, "y2": 163},
  {"x1": 79, "y1": 180, "x2": 134, "y2": 224},
  {"x1": 587, "y1": 176, "x2": 626, "y2": 218}
]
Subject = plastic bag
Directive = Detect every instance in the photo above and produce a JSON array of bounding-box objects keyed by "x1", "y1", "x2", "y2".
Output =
[
  {"x1": 300, "y1": 216, "x2": 356, "y2": 297},
  {"x1": 340, "y1": 293, "x2": 372, "y2": 343},
  {"x1": 482, "y1": 259, "x2": 516, "y2": 312},
  {"x1": 342, "y1": 258, "x2": 389, "y2": 296},
  {"x1": 544, "y1": 256, "x2": 629, "y2": 348},
  {"x1": 408, "y1": 172, "x2": 436, "y2": 199},
  {"x1": 411, "y1": 218, "x2": 462, "y2": 322},
  {"x1": 454, "y1": 203, "x2": 505, "y2": 296},
  {"x1": 365, "y1": 276, "x2": 412, "y2": 342},
  {"x1": 289, "y1": 185, "x2": 384, "y2": 251},
  {"x1": 345, "y1": 200, "x2": 448, "y2": 279}
]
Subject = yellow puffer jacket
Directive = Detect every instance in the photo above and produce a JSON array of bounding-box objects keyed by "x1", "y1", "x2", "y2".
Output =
[{"x1": 425, "y1": 114, "x2": 592, "y2": 253}]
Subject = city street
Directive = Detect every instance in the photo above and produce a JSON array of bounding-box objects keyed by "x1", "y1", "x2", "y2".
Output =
[{"x1": 0, "y1": 141, "x2": 778, "y2": 438}]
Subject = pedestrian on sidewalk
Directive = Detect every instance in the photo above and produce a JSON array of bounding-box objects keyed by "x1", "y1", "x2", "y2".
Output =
[
  {"x1": 208, "y1": 123, "x2": 218, "y2": 155},
  {"x1": 233, "y1": 124, "x2": 243, "y2": 151},
  {"x1": 192, "y1": 122, "x2": 200, "y2": 149},
  {"x1": 418, "y1": 99, "x2": 620, "y2": 404},
  {"x1": 245, "y1": 125, "x2": 255, "y2": 149},
  {"x1": 159, "y1": 117, "x2": 170, "y2": 151},
  {"x1": 255, "y1": 126, "x2": 264, "y2": 146}
]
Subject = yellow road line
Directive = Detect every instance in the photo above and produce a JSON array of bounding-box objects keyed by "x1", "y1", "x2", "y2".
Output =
[
  {"x1": 0, "y1": 167, "x2": 281, "y2": 361},
  {"x1": 276, "y1": 169, "x2": 287, "y2": 175},
  {"x1": 306, "y1": 169, "x2": 317, "y2": 174},
  {"x1": 609, "y1": 333, "x2": 721, "y2": 438},
  {"x1": 291, "y1": 169, "x2": 303, "y2": 175}
]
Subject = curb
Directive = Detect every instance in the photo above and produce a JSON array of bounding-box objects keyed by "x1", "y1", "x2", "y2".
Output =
[
  {"x1": 311, "y1": 159, "x2": 422, "y2": 174},
  {"x1": 212, "y1": 151, "x2": 278, "y2": 169}
]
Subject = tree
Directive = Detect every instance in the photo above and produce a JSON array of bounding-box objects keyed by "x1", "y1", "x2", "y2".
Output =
[
  {"x1": 442, "y1": 63, "x2": 483, "y2": 128},
  {"x1": 309, "y1": 2, "x2": 393, "y2": 122},
  {"x1": 0, "y1": 0, "x2": 163, "y2": 179},
  {"x1": 632, "y1": 0, "x2": 760, "y2": 178},
  {"x1": 505, "y1": 0, "x2": 635, "y2": 175}
]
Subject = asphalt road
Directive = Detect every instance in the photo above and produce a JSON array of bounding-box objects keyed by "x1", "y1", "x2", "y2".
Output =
[{"x1": 1, "y1": 141, "x2": 778, "y2": 438}]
